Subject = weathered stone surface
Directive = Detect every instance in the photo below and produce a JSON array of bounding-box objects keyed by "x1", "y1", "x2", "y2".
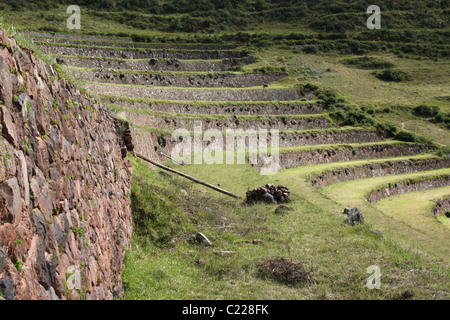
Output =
[
  {"x1": 0, "y1": 29, "x2": 132, "y2": 300},
  {"x1": 343, "y1": 207, "x2": 365, "y2": 226},
  {"x1": 0, "y1": 276, "x2": 14, "y2": 300},
  {"x1": 0, "y1": 49, "x2": 12, "y2": 107},
  {"x1": 0, "y1": 105, "x2": 18, "y2": 148},
  {"x1": 0, "y1": 177, "x2": 22, "y2": 225}
]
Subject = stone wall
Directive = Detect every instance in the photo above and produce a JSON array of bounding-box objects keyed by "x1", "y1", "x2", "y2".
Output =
[
  {"x1": 432, "y1": 197, "x2": 450, "y2": 218},
  {"x1": 119, "y1": 111, "x2": 331, "y2": 131},
  {"x1": 0, "y1": 29, "x2": 132, "y2": 300},
  {"x1": 367, "y1": 175, "x2": 450, "y2": 203},
  {"x1": 73, "y1": 69, "x2": 287, "y2": 88},
  {"x1": 87, "y1": 83, "x2": 301, "y2": 101},
  {"x1": 105, "y1": 99, "x2": 323, "y2": 115},
  {"x1": 254, "y1": 144, "x2": 434, "y2": 171},
  {"x1": 40, "y1": 44, "x2": 248, "y2": 60},
  {"x1": 55, "y1": 56, "x2": 255, "y2": 72},
  {"x1": 309, "y1": 157, "x2": 450, "y2": 188}
]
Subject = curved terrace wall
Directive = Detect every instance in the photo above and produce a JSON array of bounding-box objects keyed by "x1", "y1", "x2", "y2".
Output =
[
  {"x1": 118, "y1": 112, "x2": 331, "y2": 131},
  {"x1": 309, "y1": 157, "x2": 450, "y2": 188},
  {"x1": 432, "y1": 197, "x2": 450, "y2": 218},
  {"x1": 261, "y1": 144, "x2": 434, "y2": 171},
  {"x1": 72, "y1": 70, "x2": 288, "y2": 88},
  {"x1": 40, "y1": 44, "x2": 248, "y2": 60},
  {"x1": 86, "y1": 83, "x2": 301, "y2": 101},
  {"x1": 55, "y1": 56, "x2": 255, "y2": 72},
  {"x1": 105, "y1": 100, "x2": 323, "y2": 115},
  {"x1": 367, "y1": 175, "x2": 450, "y2": 203}
]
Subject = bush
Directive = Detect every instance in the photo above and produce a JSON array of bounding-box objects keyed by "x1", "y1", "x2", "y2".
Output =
[
  {"x1": 413, "y1": 105, "x2": 440, "y2": 117},
  {"x1": 374, "y1": 69, "x2": 413, "y2": 82},
  {"x1": 342, "y1": 56, "x2": 395, "y2": 69}
]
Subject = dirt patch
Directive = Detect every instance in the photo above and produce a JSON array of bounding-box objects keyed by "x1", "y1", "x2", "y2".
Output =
[{"x1": 260, "y1": 257, "x2": 313, "y2": 286}]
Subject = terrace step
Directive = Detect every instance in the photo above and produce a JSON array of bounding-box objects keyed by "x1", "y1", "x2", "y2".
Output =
[
  {"x1": 53, "y1": 55, "x2": 255, "y2": 72},
  {"x1": 367, "y1": 173, "x2": 450, "y2": 204},
  {"x1": 67, "y1": 67, "x2": 287, "y2": 88},
  {"x1": 31, "y1": 36, "x2": 239, "y2": 50},
  {"x1": 114, "y1": 108, "x2": 332, "y2": 131},
  {"x1": 260, "y1": 142, "x2": 435, "y2": 171},
  {"x1": 86, "y1": 82, "x2": 301, "y2": 101},
  {"x1": 307, "y1": 156, "x2": 450, "y2": 188},
  {"x1": 103, "y1": 96, "x2": 322, "y2": 115},
  {"x1": 121, "y1": 125, "x2": 386, "y2": 150},
  {"x1": 24, "y1": 30, "x2": 134, "y2": 42},
  {"x1": 38, "y1": 43, "x2": 248, "y2": 60}
]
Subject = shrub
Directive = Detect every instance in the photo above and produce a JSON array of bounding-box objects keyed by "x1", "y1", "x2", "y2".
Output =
[
  {"x1": 374, "y1": 69, "x2": 413, "y2": 82},
  {"x1": 413, "y1": 105, "x2": 440, "y2": 117}
]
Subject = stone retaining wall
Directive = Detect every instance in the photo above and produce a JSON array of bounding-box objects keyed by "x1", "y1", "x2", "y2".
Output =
[
  {"x1": 255, "y1": 144, "x2": 434, "y2": 171},
  {"x1": 87, "y1": 83, "x2": 301, "y2": 101},
  {"x1": 309, "y1": 157, "x2": 450, "y2": 188},
  {"x1": 106, "y1": 99, "x2": 322, "y2": 115},
  {"x1": 0, "y1": 29, "x2": 132, "y2": 300},
  {"x1": 119, "y1": 111, "x2": 331, "y2": 131},
  {"x1": 72, "y1": 69, "x2": 287, "y2": 88},
  {"x1": 432, "y1": 197, "x2": 450, "y2": 218},
  {"x1": 39, "y1": 44, "x2": 247, "y2": 60},
  {"x1": 367, "y1": 175, "x2": 450, "y2": 203},
  {"x1": 34, "y1": 37, "x2": 238, "y2": 50},
  {"x1": 55, "y1": 56, "x2": 255, "y2": 72}
]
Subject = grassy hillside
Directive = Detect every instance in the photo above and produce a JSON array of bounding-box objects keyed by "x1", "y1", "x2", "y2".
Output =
[{"x1": 2, "y1": 0, "x2": 448, "y2": 301}]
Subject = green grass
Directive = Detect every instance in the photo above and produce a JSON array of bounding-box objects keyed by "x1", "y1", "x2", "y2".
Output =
[
  {"x1": 376, "y1": 187, "x2": 450, "y2": 232},
  {"x1": 122, "y1": 156, "x2": 449, "y2": 299},
  {"x1": 100, "y1": 94, "x2": 318, "y2": 106}
]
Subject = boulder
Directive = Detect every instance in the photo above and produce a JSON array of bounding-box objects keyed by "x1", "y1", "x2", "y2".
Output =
[{"x1": 343, "y1": 207, "x2": 365, "y2": 226}]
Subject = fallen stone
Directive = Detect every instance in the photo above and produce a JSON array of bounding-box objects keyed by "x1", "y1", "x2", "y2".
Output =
[
  {"x1": 252, "y1": 239, "x2": 263, "y2": 244},
  {"x1": 343, "y1": 207, "x2": 365, "y2": 226}
]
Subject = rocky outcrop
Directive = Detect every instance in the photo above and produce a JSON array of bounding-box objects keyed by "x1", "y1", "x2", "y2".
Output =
[
  {"x1": 367, "y1": 175, "x2": 450, "y2": 203},
  {"x1": 0, "y1": 29, "x2": 132, "y2": 300}
]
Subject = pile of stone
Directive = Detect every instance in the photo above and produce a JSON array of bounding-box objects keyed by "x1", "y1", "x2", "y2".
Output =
[{"x1": 246, "y1": 184, "x2": 290, "y2": 204}]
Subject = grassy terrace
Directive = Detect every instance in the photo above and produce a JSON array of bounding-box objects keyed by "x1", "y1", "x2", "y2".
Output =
[
  {"x1": 301, "y1": 154, "x2": 443, "y2": 181},
  {"x1": 322, "y1": 168, "x2": 450, "y2": 201},
  {"x1": 36, "y1": 40, "x2": 247, "y2": 53},
  {"x1": 108, "y1": 103, "x2": 330, "y2": 121},
  {"x1": 62, "y1": 65, "x2": 247, "y2": 76},
  {"x1": 376, "y1": 187, "x2": 450, "y2": 231},
  {"x1": 47, "y1": 53, "x2": 225, "y2": 63},
  {"x1": 29, "y1": 35, "x2": 241, "y2": 48},
  {"x1": 100, "y1": 94, "x2": 318, "y2": 106},
  {"x1": 87, "y1": 81, "x2": 295, "y2": 91}
]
